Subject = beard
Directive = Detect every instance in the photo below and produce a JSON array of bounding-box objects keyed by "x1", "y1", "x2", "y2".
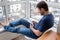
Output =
[{"x1": 41, "y1": 13, "x2": 44, "y2": 15}]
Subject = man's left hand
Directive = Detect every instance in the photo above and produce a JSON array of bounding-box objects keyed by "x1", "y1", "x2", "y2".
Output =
[{"x1": 30, "y1": 24, "x2": 34, "y2": 29}]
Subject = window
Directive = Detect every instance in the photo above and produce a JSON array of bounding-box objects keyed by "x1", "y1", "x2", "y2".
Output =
[
  {"x1": 46, "y1": 0, "x2": 50, "y2": 1},
  {"x1": 30, "y1": 0, "x2": 37, "y2": 1},
  {"x1": 58, "y1": 0, "x2": 60, "y2": 2},
  {"x1": 21, "y1": 0, "x2": 26, "y2": 1},
  {"x1": 30, "y1": 1, "x2": 42, "y2": 20},
  {"x1": 0, "y1": 7, "x2": 6, "y2": 23},
  {"x1": 7, "y1": 0, "x2": 26, "y2": 1},
  {"x1": 49, "y1": 7, "x2": 60, "y2": 28},
  {"x1": 0, "y1": 7, "x2": 3, "y2": 18},
  {"x1": 0, "y1": 0, "x2": 1, "y2": 1},
  {"x1": 50, "y1": 0, "x2": 55, "y2": 2},
  {"x1": 30, "y1": 2, "x2": 36, "y2": 18},
  {"x1": 7, "y1": 0, "x2": 16, "y2": 1},
  {"x1": 9, "y1": 3, "x2": 26, "y2": 21}
]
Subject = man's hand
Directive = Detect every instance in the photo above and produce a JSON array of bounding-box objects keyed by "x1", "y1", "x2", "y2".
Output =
[
  {"x1": 30, "y1": 24, "x2": 42, "y2": 36},
  {"x1": 32, "y1": 20, "x2": 38, "y2": 25},
  {"x1": 30, "y1": 24, "x2": 34, "y2": 29}
]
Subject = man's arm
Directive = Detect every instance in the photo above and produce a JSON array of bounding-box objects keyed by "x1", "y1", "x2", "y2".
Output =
[{"x1": 30, "y1": 24, "x2": 42, "y2": 36}]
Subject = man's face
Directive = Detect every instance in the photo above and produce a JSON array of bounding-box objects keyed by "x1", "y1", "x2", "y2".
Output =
[{"x1": 37, "y1": 8, "x2": 45, "y2": 15}]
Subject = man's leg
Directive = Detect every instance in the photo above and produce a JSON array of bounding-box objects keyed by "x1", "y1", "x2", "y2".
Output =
[
  {"x1": 4, "y1": 26, "x2": 38, "y2": 39},
  {"x1": 9, "y1": 18, "x2": 30, "y2": 28}
]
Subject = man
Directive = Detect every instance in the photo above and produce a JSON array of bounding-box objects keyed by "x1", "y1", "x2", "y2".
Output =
[{"x1": 0, "y1": 1, "x2": 54, "y2": 39}]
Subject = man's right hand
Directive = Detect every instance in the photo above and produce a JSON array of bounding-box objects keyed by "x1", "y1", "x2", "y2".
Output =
[{"x1": 32, "y1": 21, "x2": 38, "y2": 25}]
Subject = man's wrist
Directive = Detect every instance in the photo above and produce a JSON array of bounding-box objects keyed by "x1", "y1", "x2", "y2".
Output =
[{"x1": 30, "y1": 27, "x2": 34, "y2": 31}]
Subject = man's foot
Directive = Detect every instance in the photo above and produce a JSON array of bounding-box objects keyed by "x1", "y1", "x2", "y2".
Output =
[
  {"x1": 0, "y1": 27, "x2": 5, "y2": 32},
  {"x1": 0, "y1": 22, "x2": 4, "y2": 28},
  {"x1": 0, "y1": 22, "x2": 5, "y2": 32}
]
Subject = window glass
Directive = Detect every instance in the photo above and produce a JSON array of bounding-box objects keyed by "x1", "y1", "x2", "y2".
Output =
[{"x1": 9, "y1": 3, "x2": 26, "y2": 21}]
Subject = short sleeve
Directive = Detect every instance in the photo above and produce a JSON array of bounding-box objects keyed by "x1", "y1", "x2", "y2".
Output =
[{"x1": 37, "y1": 19, "x2": 49, "y2": 33}]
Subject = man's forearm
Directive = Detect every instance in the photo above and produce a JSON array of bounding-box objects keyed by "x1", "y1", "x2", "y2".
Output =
[{"x1": 31, "y1": 27, "x2": 42, "y2": 36}]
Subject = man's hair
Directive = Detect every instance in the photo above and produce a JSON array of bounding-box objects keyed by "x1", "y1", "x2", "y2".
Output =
[{"x1": 36, "y1": 1, "x2": 49, "y2": 11}]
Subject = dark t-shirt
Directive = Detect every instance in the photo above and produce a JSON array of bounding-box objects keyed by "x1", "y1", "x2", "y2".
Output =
[{"x1": 34, "y1": 13, "x2": 54, "y2": 33}]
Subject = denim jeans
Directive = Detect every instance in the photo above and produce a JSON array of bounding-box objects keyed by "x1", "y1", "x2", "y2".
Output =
[{"x1": 4, "y1": 18, "x2": 39, "y2": 39}]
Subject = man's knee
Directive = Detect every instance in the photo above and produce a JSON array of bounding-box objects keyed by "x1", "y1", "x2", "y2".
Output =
[{"x1": 20, "y1": 18, "x2": 27, "y2": 22}]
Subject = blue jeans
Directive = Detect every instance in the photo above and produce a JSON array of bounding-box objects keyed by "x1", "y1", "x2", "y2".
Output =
[{"x1": 4, "y1": 18, "x2": 39, "y2": 39}]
